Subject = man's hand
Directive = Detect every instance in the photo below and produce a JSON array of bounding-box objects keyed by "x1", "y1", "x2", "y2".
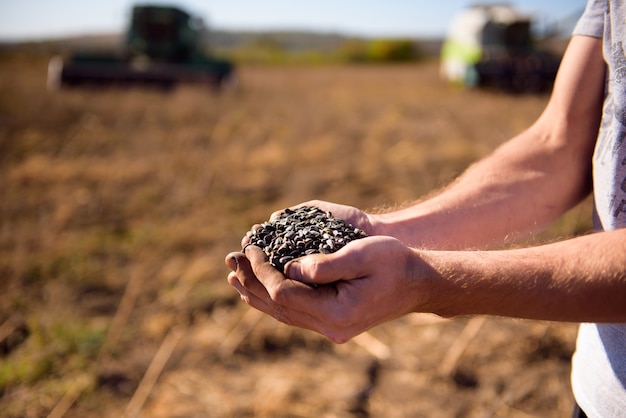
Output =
[
  {"x1": 241, "y1": 200, "x2": 375, "y2": 248},
  {"x1": 226, "y1": 236, "x2": 432, "y2": 343},
  {"x1": 274, "y1": 200, "x2": 374, "y2": 233}
]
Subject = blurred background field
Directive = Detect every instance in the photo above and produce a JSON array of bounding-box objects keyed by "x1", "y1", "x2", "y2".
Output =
[{"x1": 0, "y1": 26, "x2": 592, "y2": 418}]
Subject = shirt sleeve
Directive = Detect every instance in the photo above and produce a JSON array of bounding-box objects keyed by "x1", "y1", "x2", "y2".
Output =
[{"x1": 572, "y1": 0, "x2": 606, "y2": 38}]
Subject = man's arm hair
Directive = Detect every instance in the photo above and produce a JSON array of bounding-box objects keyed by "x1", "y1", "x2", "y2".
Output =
[{"x1": 372, "y1": 36, "x2": 606, "y2": 250}]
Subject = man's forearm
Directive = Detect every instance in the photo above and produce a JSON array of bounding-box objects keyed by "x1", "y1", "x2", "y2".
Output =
[
  {"x1": 370, "y1": 36, "x2": 605, "y2": 251},
  {"x1": 372, "y1": 126, "x2": 593, "y2": 250},
  {"x1": 416, "y1": 229, "x2": 626, "y2": 322}
]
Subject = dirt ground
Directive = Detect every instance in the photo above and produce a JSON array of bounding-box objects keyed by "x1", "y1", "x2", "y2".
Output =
[{"x1": 0, "y1": 51, "x2": 592, "y2": 417}]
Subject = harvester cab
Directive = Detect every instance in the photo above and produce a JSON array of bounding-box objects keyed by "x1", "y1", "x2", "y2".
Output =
[
  {"x1": 48, "y1": 4, "x2": 235, "y2": 90},
  {"x1": 440, "y1": 4, "x2": 560, "y2": 93},
  {"x1": 126, "y1": 5, "x2": 201, "y2": 63}
]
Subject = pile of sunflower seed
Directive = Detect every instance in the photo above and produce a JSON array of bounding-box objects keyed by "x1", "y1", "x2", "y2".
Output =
[{"x1": 246, "y1": 206, "x2": 368, "y2": 272}]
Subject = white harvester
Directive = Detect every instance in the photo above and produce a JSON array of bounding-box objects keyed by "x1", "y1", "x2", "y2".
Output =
[{"x1": 440, "y1": 4, "x2": 560, "y2": 92}]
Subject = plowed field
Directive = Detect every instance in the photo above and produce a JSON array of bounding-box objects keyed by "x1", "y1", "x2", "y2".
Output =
[{"x1": 0, "y1": 52, "x2": 591, "y2": 417}]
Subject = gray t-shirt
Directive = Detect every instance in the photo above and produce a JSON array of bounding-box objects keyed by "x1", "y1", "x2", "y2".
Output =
[{"x1": 571, "y1": 1, "x2": 626, "y2": 416}]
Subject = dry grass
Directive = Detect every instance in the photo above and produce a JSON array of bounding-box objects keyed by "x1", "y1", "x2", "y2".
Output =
[{"x1": 0, "y1": 50, "x2": 591, "y2": 417}]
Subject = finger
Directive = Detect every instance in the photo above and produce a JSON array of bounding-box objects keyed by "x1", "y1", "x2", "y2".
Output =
[
  {"x1": 227, "y1": 252, "x2": 298, "y2": 322},
  {"x1": 227, "y1": 271, "x2": 272, "y2": 311},
  {"x1": 240, "y1": 224, "x2": 263, "y2": 247},
  {"x1": 228, "y1": 270, "x2": 335, "y2": 337},
  {"x1": 225, "y1": 252, "x2": 239, "y2": 272},
  {"x1": 269, "y1": 209, "x2": 284, "y2": 221},
  {"x1": 244, "y1": 245, "x2": 341, "y2": 313},
  {"x1": 229, "y1": 250, "x2": 274, "y2": 302},
  {"x1": 231, "y1": 247, "x2": 322, "y2": 318},
  {"x1": 284, "y1": 238, "x2": 374, "y2": 285},
  {"x1": 269, "y1": 201, "x2": 319, "y2": 221},
  {"x1": 244, "y1": 245, "x2": 309, "y2": 297},
  {"x1": 236, "y1": 245, "x2": 373, "y2": 342}
]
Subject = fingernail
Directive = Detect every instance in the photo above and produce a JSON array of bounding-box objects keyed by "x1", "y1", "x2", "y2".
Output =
[
  {"x1": 285, "y1": 260, "x2": 302, "y2": 282},
  {"x1": 226, "y1": 255, "x2": 238, "y2": 272}
]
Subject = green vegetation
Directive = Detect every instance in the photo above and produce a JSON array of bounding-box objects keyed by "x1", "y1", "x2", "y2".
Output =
[
  {"x1": 220, "y1": 36, "x2": 425, "y2": 65},
  {"x1": 0, "y1": 318, "x2": 104, "y2": 391}
]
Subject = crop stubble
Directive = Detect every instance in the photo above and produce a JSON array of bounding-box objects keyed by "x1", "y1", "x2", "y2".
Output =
[{"x1": 0, "y1": 55, "x2": 589, "y2": 417}]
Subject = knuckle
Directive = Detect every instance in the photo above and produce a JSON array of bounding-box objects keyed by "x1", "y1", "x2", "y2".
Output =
[
  {"x1": 267, "y1": 283, "x2": 288, "y2": 305},
  {"x1": 239, "y1": 275, "x2": 253, "y2": 289},
  {"x1": 305, "y1": 257, "x2": 327, "y2": 280}
]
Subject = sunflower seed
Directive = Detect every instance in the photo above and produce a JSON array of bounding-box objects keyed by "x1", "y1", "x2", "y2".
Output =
[{"x1": 246, "y1": 206, "x2": 368, "y2": 272}]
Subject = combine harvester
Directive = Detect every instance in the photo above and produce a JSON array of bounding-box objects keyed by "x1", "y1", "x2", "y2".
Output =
[
  {"x1": 48, "y1": 4, "x2": 235, "y2": 90},
  {"x1": 440, "y1": 4, "x2": 560, "y2": 93}
]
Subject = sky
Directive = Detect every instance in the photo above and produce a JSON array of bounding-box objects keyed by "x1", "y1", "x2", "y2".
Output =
[{"x1": 0, "y1": 0, "x2": 588, "y2": 42}]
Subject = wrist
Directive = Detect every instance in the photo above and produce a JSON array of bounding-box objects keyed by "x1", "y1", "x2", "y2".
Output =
[
  {"x1": 368, "y1": 210, "x2": 442, "y2": 249},
  {"x1": 411, "y1": 250, "x2": 482, "y2": 318},
  {"x1": 403, "y1": 248, "x2": 450, "y2": 317},
  {"x1": 366, "y1": 212, "x2": 392, "y2": 237}
]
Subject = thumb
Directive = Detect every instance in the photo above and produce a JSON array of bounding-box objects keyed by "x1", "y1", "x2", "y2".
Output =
[{"x1": 284, "y1": 241, "x2": 368, "y2": 285}]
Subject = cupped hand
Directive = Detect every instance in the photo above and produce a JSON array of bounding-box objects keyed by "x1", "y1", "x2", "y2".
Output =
[
  {"x1": 273, "y1": 200, "x2": 374, "y2": 233},
  {"x1": 225, "y1": 236, "x2": 434, "y2": 343},
  {"x1": 241, "y1": 200, "x2": 374, "y2": 248}
]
